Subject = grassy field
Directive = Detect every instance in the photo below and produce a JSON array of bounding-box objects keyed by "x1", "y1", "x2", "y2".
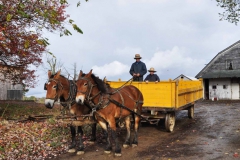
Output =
[{"x1": 0, "y1": 101, "x2": 61, "y2": 120}]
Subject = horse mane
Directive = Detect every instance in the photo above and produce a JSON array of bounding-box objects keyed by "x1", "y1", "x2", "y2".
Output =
[
  {"x1": 89, "y1": 74, "x2": 107, "y2": 94},
  {"x1": 50, "y1": 73, "x2": 68, "y2": 80},
  {"x1": 80, "y1": 72, "x2": 107, "y2": 93}
]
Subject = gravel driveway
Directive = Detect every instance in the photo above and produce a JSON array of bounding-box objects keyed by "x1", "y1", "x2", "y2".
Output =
[{"x1": 55, "y1": 100, "x2": 240, "y2": 160}]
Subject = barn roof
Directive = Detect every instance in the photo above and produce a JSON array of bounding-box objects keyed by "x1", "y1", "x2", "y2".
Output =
[
  {"x1": 173, "y1": 74, "x2": 197, "y2": 81},
  {"x1": 201, "y1": 70, "x2": 240, "y2": 78},
  {"x1": 195, "y1": 40, "x2": 240, "y2": 79}
]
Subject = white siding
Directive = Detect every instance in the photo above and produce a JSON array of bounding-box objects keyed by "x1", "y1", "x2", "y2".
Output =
[
  {"x1": 231, "y1": 83, "x2": 239, "y2": 99},
  {"x1": 209, "y1": 79, "x2": 231, "y2": 100}
]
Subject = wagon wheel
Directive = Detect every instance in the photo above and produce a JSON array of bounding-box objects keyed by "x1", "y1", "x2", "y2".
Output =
[
  {"x1": 188, "y1": 105, "x2": 194, "y2": 119},
  {"x1": 165, "y1": 112, "x2": 175, "y2": 132}
]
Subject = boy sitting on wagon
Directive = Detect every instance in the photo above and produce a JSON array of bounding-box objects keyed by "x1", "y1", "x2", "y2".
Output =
[{"x1": 144, "y1": 67, "x2": 160, "y2": 83}]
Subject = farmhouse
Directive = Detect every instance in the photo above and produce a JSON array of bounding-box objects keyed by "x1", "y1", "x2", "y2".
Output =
[
  {"x1": 0, "y1": 65, "x2": 23, "y2": 100},
  {"x1": 195, "y1": 40, "x2": 240, "y2": 100}
]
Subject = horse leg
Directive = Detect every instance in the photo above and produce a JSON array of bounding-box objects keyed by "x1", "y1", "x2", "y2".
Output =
[
  {"x1": 102, "y1": 126, "x2": 108, "y2": 141},
  {"x1": 108, "y1": 118, "x2": 121, "y2": 156},
  {"x1": 98, "y1": 120, "x2": 112, "y2": 153},
  {"x1": 68, "y1": 125, "x2": 76, "y2": 153},
  {"x1": 132, "y1": 114, "x2": 141, "y2": 147},
  {"x1": 123, "y1": 116, "x2": 131, "y2": 148},
  {"x1": 76, "y1": 126, "x2": 85, "y2": 155},
  {"x1": 88, "y1": 123, "x2": 96, "y2": 144}
]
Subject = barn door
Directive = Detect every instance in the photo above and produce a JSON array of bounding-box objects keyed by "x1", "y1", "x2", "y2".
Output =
[{"x1": 231, "y1": 83, "x2": 239, "y2": 99}]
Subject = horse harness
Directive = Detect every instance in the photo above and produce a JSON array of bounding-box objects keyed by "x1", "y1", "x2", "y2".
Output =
[
  {"x1": 77, "y1": 77, "x2": 143, "y2": 119},
  {"x1": 60, "y1": 80, "x2": 77, "y2": 108}
]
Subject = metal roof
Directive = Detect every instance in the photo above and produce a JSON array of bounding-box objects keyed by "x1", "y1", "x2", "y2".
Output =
[{"x1": 195, "y1": 40, "x2": 240, "y2": 78}]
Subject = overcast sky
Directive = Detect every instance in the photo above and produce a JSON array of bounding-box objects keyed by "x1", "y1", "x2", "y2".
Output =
[{"x1": 26, "y1": 0, "x2": 240, "y2": 98}]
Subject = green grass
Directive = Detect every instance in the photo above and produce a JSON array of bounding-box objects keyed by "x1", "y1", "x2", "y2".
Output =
[{"x1": 0, "y1": 102, "x2": 61, "y2": 120}]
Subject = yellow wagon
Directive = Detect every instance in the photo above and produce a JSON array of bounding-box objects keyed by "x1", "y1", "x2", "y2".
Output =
[{"x1": 107, "y1": 79, "x2": 203, "y2": 132}]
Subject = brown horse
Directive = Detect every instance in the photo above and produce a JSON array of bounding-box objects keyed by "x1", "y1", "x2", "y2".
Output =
[
  {"x1": 44, "y1": 70, "x2": 97, "y2": 155},
  {"x1": 75, "y1": 69, "x2": 144, "y2": 156}
]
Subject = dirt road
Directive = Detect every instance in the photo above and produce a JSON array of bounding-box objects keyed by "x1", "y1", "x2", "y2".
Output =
[{"x1": 55, "y1": 100, "x2": 240, "y2": 160}]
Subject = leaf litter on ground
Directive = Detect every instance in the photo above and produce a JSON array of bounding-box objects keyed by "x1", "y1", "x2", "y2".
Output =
[{"x1": 0, "y1": 119, "x2": 72, "y2": 160}]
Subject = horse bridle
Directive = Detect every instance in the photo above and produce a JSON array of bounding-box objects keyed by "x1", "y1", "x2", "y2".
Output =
[
  {"x1": 77, "y1": 77, "x2": 101, "y2": 103},
  {"x1": 44, "y1": 78, "x2": 64, "y2": 102}
]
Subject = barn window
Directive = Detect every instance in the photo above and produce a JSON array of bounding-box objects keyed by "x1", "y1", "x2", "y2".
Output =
[
  {"x1": 212, "y1": 85, "x2": 217, "y2": 89},
  {"x1": 226, "y1": 60, "x2": 233, "y2": 70},
  {"x1": 223, "y1": 85, "x2": 227, "y2": 89}
]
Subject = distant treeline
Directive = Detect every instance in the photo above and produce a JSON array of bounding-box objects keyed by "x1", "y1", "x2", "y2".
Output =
[{"x1": 23, "y1": 96, "x2": 45, "y2": 103}]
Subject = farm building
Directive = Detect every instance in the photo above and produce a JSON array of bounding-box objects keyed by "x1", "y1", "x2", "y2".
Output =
[
  {"x1": 0, "y1": 65, "x2": 23, "y2": 100},
  {"x1": 195, "y1": 40, "x2": 240, "y2": 100},
  {"x1": 173, "y1": 74, "x2": 197, "y2": 81}
]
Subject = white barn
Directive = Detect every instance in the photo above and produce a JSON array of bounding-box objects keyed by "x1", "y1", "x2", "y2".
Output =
[{"x1": 196, "y1": 40, "x2": 240, "y2": 100}]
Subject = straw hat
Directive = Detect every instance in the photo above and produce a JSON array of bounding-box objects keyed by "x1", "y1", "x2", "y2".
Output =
[
  {"x1": 148, "y1": 67, "x2": 156, "y2": 72},
  {"x1": 134, "y1": 54, "x2": 142, "y2": 59}
]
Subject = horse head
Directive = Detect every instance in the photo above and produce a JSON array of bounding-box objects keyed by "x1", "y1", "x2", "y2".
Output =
[
  {"x1": 75, "y1": 69, "x2": 107, "y2": 105},
  {"x1": 75, "y1": 70, "x2": 92, "y2": 104},
  {"x1": 44, "y1": 70, "x2": 63, "y2": 109}
]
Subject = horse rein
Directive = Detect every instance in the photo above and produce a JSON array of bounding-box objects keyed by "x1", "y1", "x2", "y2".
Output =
[{"x1": 108, "y1": 77, "x2": 133, "y2": 95}]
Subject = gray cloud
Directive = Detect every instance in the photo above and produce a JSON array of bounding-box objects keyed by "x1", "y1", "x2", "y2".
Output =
[{"x1": 26, "y1": 0, "x2": 240, "y2": 97}]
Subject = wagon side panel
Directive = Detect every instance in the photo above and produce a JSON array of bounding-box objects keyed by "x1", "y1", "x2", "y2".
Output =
[
  {"x1": 177, "y1": 79, "x2": 203, "y2": 109},
  {"x1": 108, "y1": 81, "x2": 176, "y2": 109},
  {"x1": 139, "y1": 81, "x2": 176, "y2": 109}
]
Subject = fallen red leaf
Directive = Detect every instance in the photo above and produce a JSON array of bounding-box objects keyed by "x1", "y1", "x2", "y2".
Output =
[{"x1": 233, "y1": 153, "x2": 239, "y2": 158}]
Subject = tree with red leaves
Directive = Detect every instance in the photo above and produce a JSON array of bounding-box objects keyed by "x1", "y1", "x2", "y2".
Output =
[{"x1": 0, "y1": 0, "x2": 83, "y2": 89}]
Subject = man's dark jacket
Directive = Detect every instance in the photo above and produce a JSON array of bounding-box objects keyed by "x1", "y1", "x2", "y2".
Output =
[
  {"x1": 129, "y1": 61, "x2": 147, "y2": 81},
  {"x1": 144, "y1": 74, "x2": 160, "y2": 82}
]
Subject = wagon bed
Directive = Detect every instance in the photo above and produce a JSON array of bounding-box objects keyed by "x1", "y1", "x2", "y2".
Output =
[{"x1": 108, "y1": 79, "x2": 203, "y2": 132}]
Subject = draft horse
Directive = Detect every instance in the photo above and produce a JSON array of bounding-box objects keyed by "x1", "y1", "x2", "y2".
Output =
[
  {"x1": 75, "y1": 69, "x2": 144, "y2": 156},
  {"x1": 44, "y1": 70, "x2": 97, "y2": 155}
]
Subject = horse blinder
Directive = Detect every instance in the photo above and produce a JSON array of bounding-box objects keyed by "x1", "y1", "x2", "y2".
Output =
[
  {"x1": 55, "y1": 84, "x2": 59, "y2": 90},
  {"x1": 44, "y1": 83, "x2": 47, "y2": 90}
]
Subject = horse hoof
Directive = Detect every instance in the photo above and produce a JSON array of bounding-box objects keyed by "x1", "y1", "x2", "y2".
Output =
[
  {"x1": 115, "y1": 153, "x2": 122, "y2": 157},
  {"x1": 68, "y1": 148, "x2": 76, "y2": 153},
  {"x1": 104, "y1": 150, "x2": 111, "y2": 154},
  {"x1": 123, "y1": 144, "x2": 129, "y2": 148},
  {"x1": 76, "y1": 151, "x2": 85, "y2": 155},
  {"x1": 132, "y1": 144, "x2": 138, "y2": 148}
]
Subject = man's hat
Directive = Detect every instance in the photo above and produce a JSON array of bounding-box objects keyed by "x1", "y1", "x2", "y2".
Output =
[
  {"x1": 134, "y1": 54, "x2": 142, "y2": 59},
  {"x1": 148, "y1": 67, "x2": 156, "y2": 72}
]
